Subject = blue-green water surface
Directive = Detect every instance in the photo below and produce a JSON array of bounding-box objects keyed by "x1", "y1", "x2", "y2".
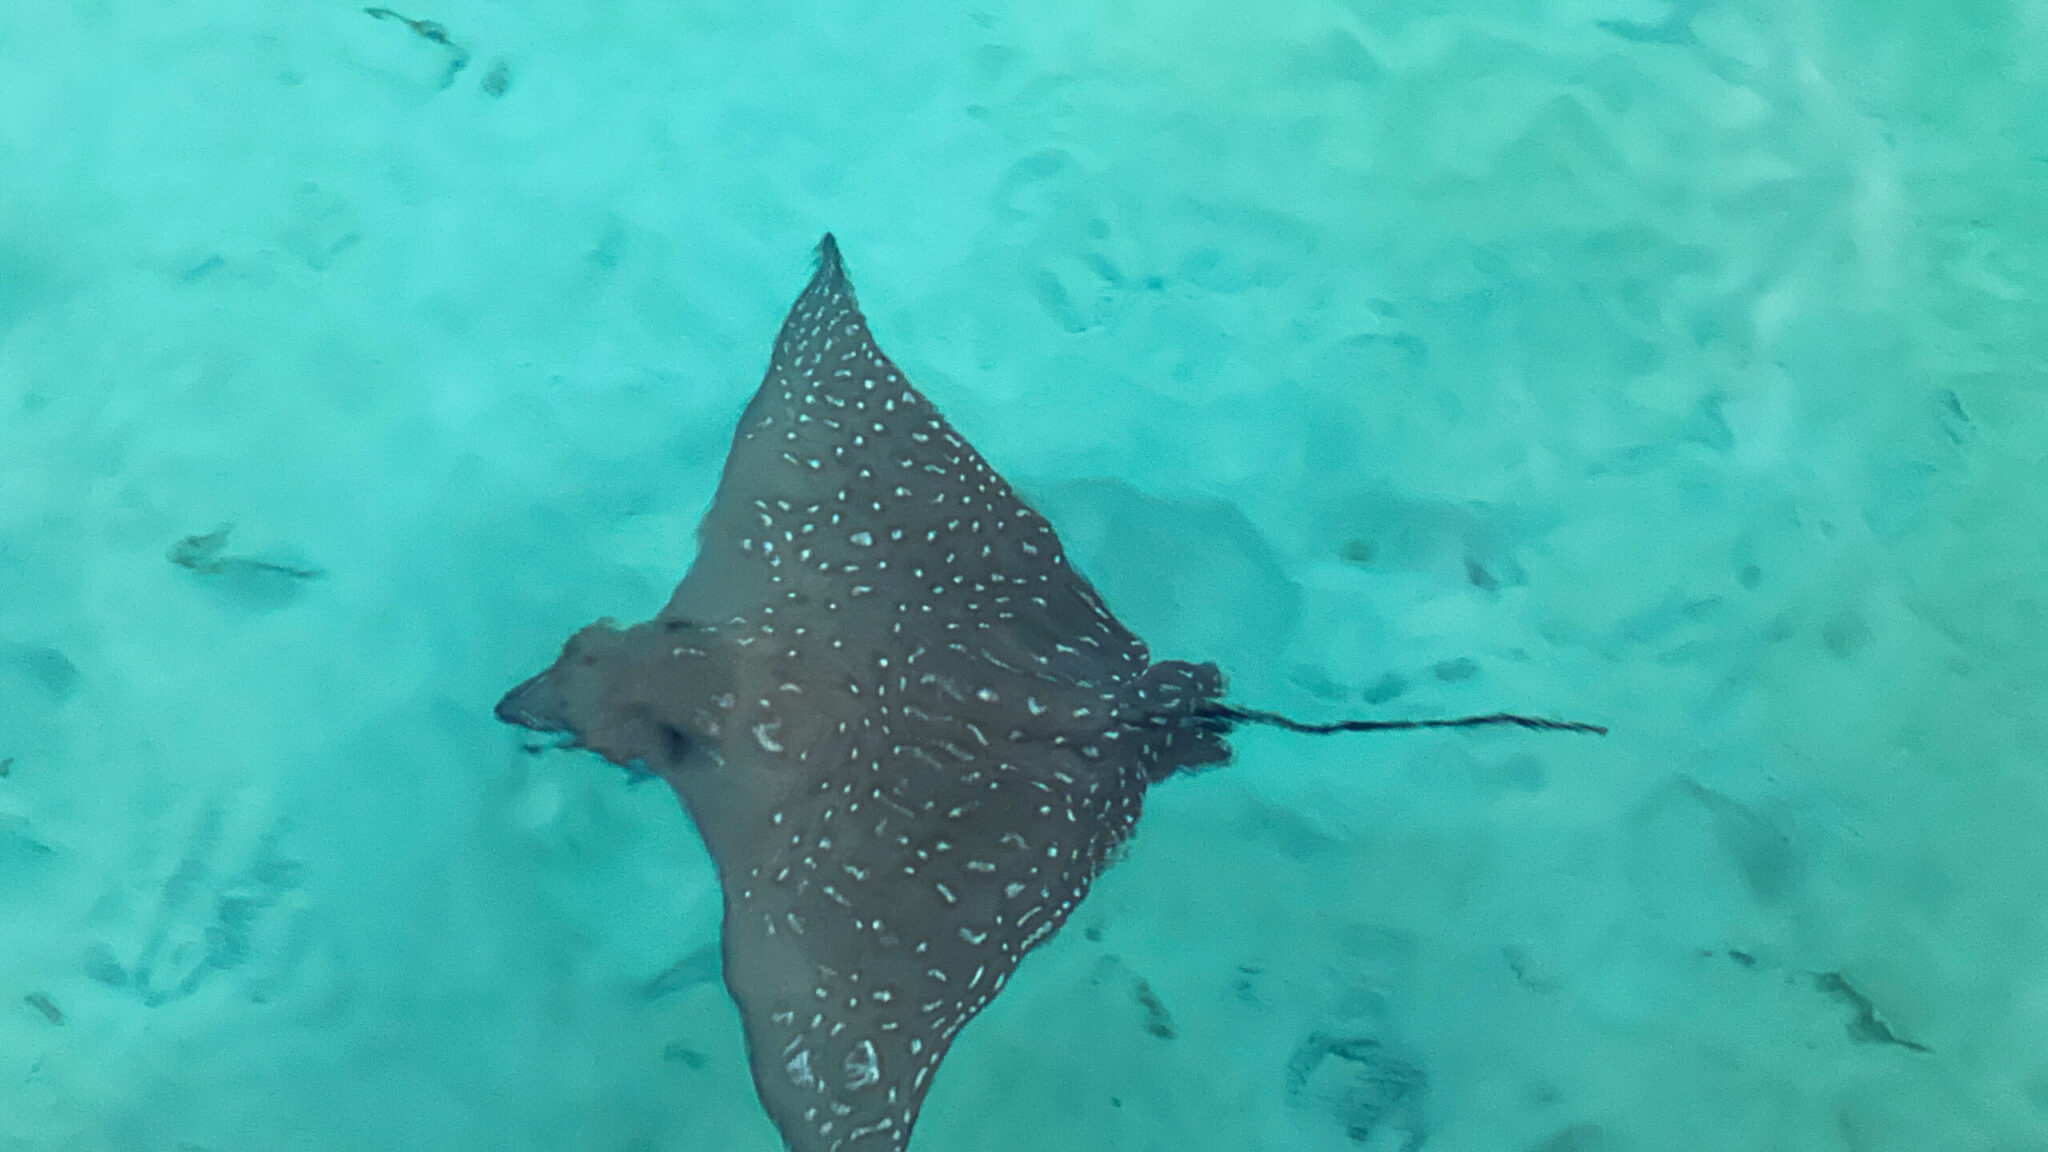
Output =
[{"x1": 1, "y1": 2, "x2": 2043, "y2": 1149}]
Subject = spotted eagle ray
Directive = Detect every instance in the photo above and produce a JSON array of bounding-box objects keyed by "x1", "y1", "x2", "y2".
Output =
[{"x1": 496, "y1": 235, "x2": 1603, "y2": 1152}]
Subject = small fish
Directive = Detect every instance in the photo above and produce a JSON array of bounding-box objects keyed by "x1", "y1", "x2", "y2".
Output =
[{"x1": 168, "y1": 525, "x2": 322, "y2": 580}]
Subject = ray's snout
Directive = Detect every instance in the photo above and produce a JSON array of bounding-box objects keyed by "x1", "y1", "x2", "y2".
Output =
[{"x1": 496, "y1": 670, "x2": 570, "y2": 732}]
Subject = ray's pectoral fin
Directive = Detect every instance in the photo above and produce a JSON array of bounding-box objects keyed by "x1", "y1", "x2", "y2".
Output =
[
  {"x1": 721, "y1": 904, "x2": 928, "y2": 1152},
  {"x1": 496, "y1": 617, "x2": 736, "y2": 782}
]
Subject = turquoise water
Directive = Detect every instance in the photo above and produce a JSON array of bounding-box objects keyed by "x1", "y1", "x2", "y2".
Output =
[{"x1": 2, "y1": 2, "x2": 2043, "y2": 1149}]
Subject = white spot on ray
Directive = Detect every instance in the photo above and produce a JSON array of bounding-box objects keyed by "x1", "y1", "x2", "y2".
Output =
[{"x1": 844, "y1": 1039, "x2": 881, "y2": 1090}]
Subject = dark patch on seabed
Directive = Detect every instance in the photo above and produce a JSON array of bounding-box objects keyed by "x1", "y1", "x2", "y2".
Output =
[
  {"x1": 2, "y1": 642, "x2": 80, "y2": 701},
  {"x1": 84, "y1": 810, "x2": 308, "y2": 1008},
  {"x1": 1286, "y1": 1032, "x2": 1429, "y2": 1149},
  {"x1": 1131, "y1": 977, "x2": 1176, "y2": 1040},
  {"x1": 22, "y1": 991, "x2": 64, "y2": 1025}
]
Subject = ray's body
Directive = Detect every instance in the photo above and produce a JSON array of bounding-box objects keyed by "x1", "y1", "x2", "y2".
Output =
[{"x1": 497, "y1": 236, "x2": 1599, "y2": 1152}]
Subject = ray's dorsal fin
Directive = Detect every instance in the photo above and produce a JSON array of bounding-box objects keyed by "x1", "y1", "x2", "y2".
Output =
[{"x1": 496, "y1": 233, "x2": 1603, "y2": 1152}]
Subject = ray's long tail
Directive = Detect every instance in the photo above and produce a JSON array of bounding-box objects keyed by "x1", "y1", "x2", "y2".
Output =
[{"x1": 1202, "y1": 704, "x2": 1607, "y2": 737}]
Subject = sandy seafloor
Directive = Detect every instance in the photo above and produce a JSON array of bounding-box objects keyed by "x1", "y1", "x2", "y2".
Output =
[{"x1": 2, "y1": 1, "x2": 2045, "y2": 1149}]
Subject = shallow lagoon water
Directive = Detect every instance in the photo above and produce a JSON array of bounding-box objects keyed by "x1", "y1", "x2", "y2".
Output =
[{"x1": 1, "y1": 2, "x2": 2044, "y2": 1149}]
